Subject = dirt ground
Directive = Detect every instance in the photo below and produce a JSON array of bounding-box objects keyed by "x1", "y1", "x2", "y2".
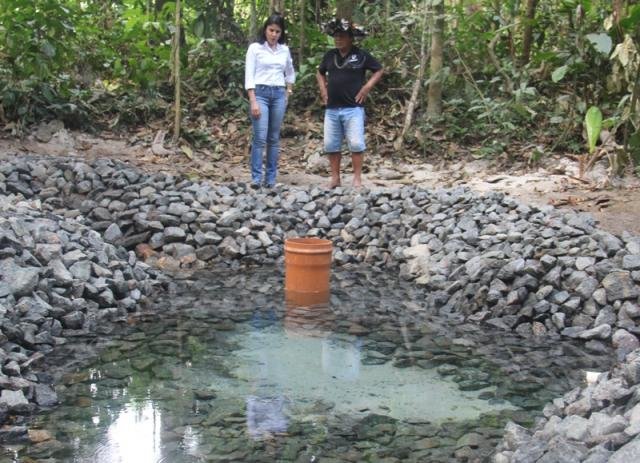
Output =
[{"x1": 1, "y1": 125, "x2": 639, "y2": 237}]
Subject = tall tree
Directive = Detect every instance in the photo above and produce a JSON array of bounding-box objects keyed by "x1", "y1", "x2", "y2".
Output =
[
  {"x1": 336, "y1": 0, "x2": 354, "y2": 19},
  {"x1": 395, "y1": 0, "x2": 430, "y2": 150},
  {"x1": 426, "y1": 0, "x2": 445, "y2": 119},
  {"x1": 613, "y1": 0, "x2": 625, "y2": 23},
  {"x1": 250, "y1": 0, "x2": 257, "y2": 40},
  {"x1": 299, "y1": 0, "x2": 307, "y2": 63},
  {"x1": 154, "y1": 0, "x2": 168, "y2": 19},
  {"x1": 172, "y1": 0, "x2": 182, "y2": 142},
  {"x1": 270, "y1": 0, "x2": 285, "y2": 14},
  {"x1": 521, "y1": 0, "x2": 539, "y2": 65}
]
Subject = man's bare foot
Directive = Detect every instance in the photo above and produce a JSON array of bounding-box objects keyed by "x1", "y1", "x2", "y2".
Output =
[
  {"x1": 329, "y1": 181, "x2": 341, "y2": 189},
  {"x1": 352, "y1": 178, "x2": 362, "y2": 188}
]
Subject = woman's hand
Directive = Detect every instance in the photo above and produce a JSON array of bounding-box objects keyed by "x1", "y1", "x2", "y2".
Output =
[{"x1": 250, "y1": 101, "x2": 261, "y2": 119}]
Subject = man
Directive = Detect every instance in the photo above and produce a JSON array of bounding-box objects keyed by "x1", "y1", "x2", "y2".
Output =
[{"x1": 316, "y1": 18, "x2": 384, "y2": 188}]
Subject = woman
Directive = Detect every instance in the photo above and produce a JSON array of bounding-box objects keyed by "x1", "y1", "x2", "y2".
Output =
[{"x1": 244, "y1": 14, "x2": 295, "y2": 188}]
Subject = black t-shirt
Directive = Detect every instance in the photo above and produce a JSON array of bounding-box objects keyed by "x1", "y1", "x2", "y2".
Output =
[{"x1": 318, "y1": 47, "x2": 382, "y2": 108}]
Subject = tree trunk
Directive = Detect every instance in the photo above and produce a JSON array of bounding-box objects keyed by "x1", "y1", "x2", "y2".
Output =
[
  {"x1": 270, "y1": 0, "x2": 285, "y2": 14},
  {"x1": 154, "y1": 0, "x2": 167, "y2": 19},
  {"x1": 394, "y1": 0, "x2": 430, "y2": 150},
  {"x1": 172, "y1": 0, "x2": 182, "y2": 142},
  {"x1": 613, "y1": 0, "x2": 624, "y2": 23},
  {"x1": 426, "y1": 0, "x2": 445, "y2": 119},
  {"x1": 520, "y1": 0, "x2": 538, "y2": 65},
  {"x1": 250, "y1": 0, "x2": 257, "y2": 40},
  {"x1": 336, "y1": 0, "x2": 354, "y2": 20},
  {"x1": 299, "y1": 0, "x2": 306, "y2": 63}
]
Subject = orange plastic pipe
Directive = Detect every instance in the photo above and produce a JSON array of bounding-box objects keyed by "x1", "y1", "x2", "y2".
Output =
[{"x1": 284, "y1": 238, "x2": 333, "y2": 295}]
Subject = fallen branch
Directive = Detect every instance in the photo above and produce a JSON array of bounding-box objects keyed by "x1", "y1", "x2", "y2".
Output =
[{"x1": 151, "y1": 130, "x2": 174, "y2": 156}]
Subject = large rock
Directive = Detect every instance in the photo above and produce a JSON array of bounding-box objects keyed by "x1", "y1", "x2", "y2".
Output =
[
  {"x1": 33, "y1": 384, "x2": 58, "y2": 407},
  {"x1": 0, "y1": 259, "x2": 39, "y2": 297},
  {"x1": 0, "y1": 390, "x2": 30, "y2": 413},
  {"x1": 602, "y1": 271, "x2": 639, "y2": 302},
  {"x1": 609, "y1": 437, "x2": 640, "y2": 463}
]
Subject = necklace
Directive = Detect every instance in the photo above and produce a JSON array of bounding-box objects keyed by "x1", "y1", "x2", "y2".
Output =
[
  {"x1": 333, "y1": 53, "x2": 352, "y2": 69},
  {"x1": 333, "y1": 50, "x2": 364, "y2": 70}
]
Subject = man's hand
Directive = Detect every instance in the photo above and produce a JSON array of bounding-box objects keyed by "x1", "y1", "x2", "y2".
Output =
[
  {"x1": 320, "y1": 91, "x2": 328, "y2": 106},
  {"x1": 356, "y1": 69, "x2": 384, "y2": 105},
  {"x1": 316, "y1": 71, "x2": 328, "y2": 106},
  {"x1": 355, "y1": 86, "x2": 371, "y2": 104}
]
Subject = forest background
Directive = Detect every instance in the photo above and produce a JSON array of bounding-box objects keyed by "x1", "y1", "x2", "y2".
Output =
[{"x1": 1, "y1": 0, "x2": 640, "y2": 179}]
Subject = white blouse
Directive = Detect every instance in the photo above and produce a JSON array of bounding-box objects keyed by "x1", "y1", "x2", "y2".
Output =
[{"x1": 244, "y1": 42, "x2": 295, "y2": 90}]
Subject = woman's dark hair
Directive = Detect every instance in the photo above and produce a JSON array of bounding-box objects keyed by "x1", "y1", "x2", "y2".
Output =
[{"x1": 258, "y1": 14, "x2": 287, "y2": 44}]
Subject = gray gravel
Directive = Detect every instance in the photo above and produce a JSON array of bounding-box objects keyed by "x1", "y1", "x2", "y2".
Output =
[{"x1": 1, "y1": 155, "x2": 640, "y2": 461}]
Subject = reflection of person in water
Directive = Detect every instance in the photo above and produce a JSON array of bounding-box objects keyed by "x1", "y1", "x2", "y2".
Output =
[
  {"x1": 285, "y1": 293, "x2": 362, "y2": 382},
  {"x1": 250, "y1": 305, "x2": 278, "y2": 329},
  {"x1": 246, "y1": 306, "x2": 290, "y2": 438},
  {"x1": 246, "y1": 395, "x2": 289, "y2": 438},
  {"x1": 244, "y1": 303, "x2": 363, "y2": 437},
  {"x1": 321, "y1": 337, "x2": 362, "y2": 381}
]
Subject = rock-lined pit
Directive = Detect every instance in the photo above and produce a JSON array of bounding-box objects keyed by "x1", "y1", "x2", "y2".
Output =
[
  {"x1": 1, "y1": 155, "x2": 640, "y2": 461},
  {"x1": 23, "y1": 267, "x2": 613, "y2": 462}
]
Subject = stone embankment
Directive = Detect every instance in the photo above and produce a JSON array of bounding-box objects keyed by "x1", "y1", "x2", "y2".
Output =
[{"x1": 1, "y1": 155, "x2": 640, "y2": 461}]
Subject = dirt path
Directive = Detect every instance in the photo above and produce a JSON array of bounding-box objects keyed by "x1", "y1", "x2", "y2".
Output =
[{"x1": 2, "y1": 127, "x2": 639, "y2": 236}]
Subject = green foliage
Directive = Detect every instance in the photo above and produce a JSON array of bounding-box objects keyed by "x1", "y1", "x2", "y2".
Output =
[
  {"x1": 0, "y1": 0, "x2": 78, "y2": 80},
  {"x1": 187, "y1": 38, "x2": 246, "y2": 112},
  {"x1": 552, "y1": 65, "x2": 569, "y2": 83},
  {"x1": 628, "y1": 130, "x2": 640, "y2": 166},
  {"x1": 585, "y1": 106, "x2": 603, "y2": 154},
  {"x1": 586, "y1": 33, "x2": 612, "y2": 55},
  {"x1": 0, "y1": 0, "x2": 637, "y2": 176}
]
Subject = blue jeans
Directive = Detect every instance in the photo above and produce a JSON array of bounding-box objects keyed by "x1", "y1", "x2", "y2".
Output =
[
  {"x1": 250, "y1": 85, "x2": 287, "y2": 186},
  {"x1": 324, "y1": 107, "x2": 366, "y2": 153}
]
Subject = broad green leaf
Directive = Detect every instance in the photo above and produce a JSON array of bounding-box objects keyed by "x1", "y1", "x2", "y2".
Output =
[
  {"x1": 41, "y1": 86, "x2": 55, "y2": 103},
  {"x1": 585, "y1": 106, "x2": 602, "y2": 154},
  {"x1": 40, "y1": 41, "x2": 56, "y2": 58},
  {"x1": 619, "y1": 5, "x2": 640, "y2": 33},
  {"x1": 512, "y1": 103, "x2": 529, "y2": 118},
  {"x1": 193, "y1": 17, "x2": 205, "y2": 38},
  {"x1": 552, "y1": 65, "x2": 568, "y2": 82},
  {"x1": 586, "y1": 33, "x2": 612, "y2": 55}
]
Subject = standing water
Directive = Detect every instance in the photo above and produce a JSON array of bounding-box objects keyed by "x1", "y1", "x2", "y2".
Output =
[{"x1": 7, "y1": 267, "x2": 613, "y2": 462}]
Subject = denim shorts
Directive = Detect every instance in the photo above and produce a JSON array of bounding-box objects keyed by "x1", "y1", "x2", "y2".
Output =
[{"x1": 324, "y1": 106, "x2": 366, "y2": 153}]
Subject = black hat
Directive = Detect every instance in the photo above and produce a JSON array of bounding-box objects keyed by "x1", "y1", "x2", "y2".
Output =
[{"x1": 322, "y1": 18, "x2": 366, "y2": 37}]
